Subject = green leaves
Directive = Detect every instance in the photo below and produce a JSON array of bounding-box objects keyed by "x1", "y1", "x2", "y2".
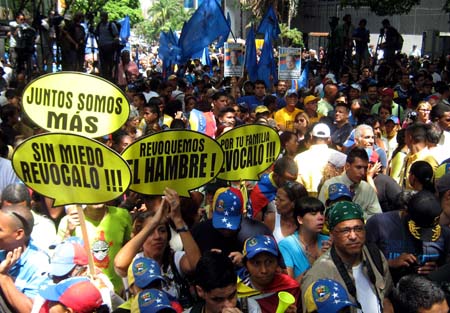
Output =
[{"x1": 340, "y1": 0, "x2": 421, "y2": 16}]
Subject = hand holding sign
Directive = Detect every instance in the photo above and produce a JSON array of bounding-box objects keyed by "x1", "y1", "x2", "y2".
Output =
[
  {"x1": 12, "y1": 133, "x2": 132, "y2": 206},
  {"x1": 122, "y1": 130, "x2": 224, "y2": 197}
]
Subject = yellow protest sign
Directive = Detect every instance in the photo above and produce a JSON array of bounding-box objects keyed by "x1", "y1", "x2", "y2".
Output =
[
  {"x1": 12, "y1": 133, "x2": 131, "y2": 206},
  {"x1": 22, "y1": 72, "x2": 129, "y2": 138},
  {"x1": 217, "y1": 124, "x2": 281, "y2": 181},
  {"x1": 122, "y1": 130, "x2": 224, "y2": 197}
]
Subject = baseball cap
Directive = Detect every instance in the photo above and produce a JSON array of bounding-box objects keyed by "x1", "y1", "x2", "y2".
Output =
[
  {"x1": 327, "y1": 183, "x2": 353, "y2": 202},
  {"x1": 243, "y1": 235, "x2": 278, "y2": 259},
  {"x1": 304, "y1": 279, "x2": 358, "y2": 313},
  {"x1": 366, "y1": 148, "x2": 380, "y2": 164},
  {"x1": 380, "y1": 87, "x2": 394, "y2": 97},
  {"x1": 128, "y1": 257, "x2": 165, "y2": 289},
  {"x1": 131, "y1": 289, "x2": 176, "y2": 313},
  {"x1": 39, "y1": 277, "x2": 103, "y2": 313},
  {"x1": 436, "y1": 172, "x2": 450, "y2": 195},
  {"x1": 407, "y1": 191, "x2": 442, "y2": 242},
  {"x1": 385, "y1": 115, "x2": 400, "y2": 125},
  {"x1": 50, "y1": 241, "x2": 88, "y2": 277},
  {"x1": 255, "y1": 105, "x2": 270, "y2": 114},
  {"x1": 312, "y1": 123, "x2": 330, "y2": 138},
  {"x1": 286, "y1": 90, "x2": 299, "y2": 98},
  {"x1": 435, "y1": 163, "x2": 450, "y2": 180},
  {"x1": 328, "y1": 151, "x2": 347, "y2": 168},
  {"x1": 350, "y1": 83, "x2": 361, "y2": 92},
  {"x1": 212, "y1": 187, "x2": 243, "y2": 230},
  {"x1": 325, "y1": 73, "x2": 337, "y2": 84},
  {"x1": 304, "y1": 95, "x2": 320, "y2": 105}
]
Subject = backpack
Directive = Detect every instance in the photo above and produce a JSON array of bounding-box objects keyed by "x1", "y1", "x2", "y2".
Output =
[
  {"x1": 16, "y1": 26, "x2": 36, "y2": 52},
  {"x1": 393, "y1": 29, "x2": 404, "y2": 51}
]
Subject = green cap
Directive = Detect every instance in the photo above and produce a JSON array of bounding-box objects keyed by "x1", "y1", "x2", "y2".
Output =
[{"x1": 328, "y1": 201, "x2": 364, "y2": 230}]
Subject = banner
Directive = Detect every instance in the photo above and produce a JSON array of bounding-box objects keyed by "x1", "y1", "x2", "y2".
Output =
[
  {"x1": 22, "y1": 72, "x2": 129, "y2": 138},
  {"x1": 278, "y1": 47, "x2": 302, "y2": 80},
  {"x1": 224, "y1": 43, "x2": 244, "y2": 77},
  {"x1": 12, "y1": 133, "x2": 132, "y2": 206},
  {"x1": 216, "y1": 124, "x2": 281, "y2": 181},
  {"x1": 122, "y1": 130, "x2": 224, "y2": 197}
]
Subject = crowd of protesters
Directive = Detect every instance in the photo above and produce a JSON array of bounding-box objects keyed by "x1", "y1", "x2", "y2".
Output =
[{"x1": 1, "y1": 9, "x2": 450, "y2": 313}]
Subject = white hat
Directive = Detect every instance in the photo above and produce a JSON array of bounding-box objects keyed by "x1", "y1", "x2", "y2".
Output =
[{"x1": 312, "y1": 123, "x2": 331, "y2": 138}]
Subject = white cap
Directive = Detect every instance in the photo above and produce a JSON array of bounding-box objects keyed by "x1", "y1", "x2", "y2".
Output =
[{"x1": 312, "y1": 123, "x2": 331, "y2": 138}]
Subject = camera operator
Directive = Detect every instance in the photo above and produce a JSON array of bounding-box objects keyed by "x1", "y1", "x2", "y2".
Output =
[
  {"x1": 379, "y1": 19, "x2": 402, "y2": 65},
  {"x1": 95, "y1": 11, "x2": 119, "y2": 82},
  {"x1": 8, "y1": 12, "x2": 36, "y2": 77}
]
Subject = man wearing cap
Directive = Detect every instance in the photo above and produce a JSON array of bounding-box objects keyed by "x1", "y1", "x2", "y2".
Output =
[
  {"x1": 303, "y1": 95, "x2": 323, "y2": 124},
  {"x1": 294, "y1": 123, "x2": 338, "y2": 196},
  {"x1": 237, "y1": 235, "x2": 299, "y2": 313},
  {"x1": 382, "y1": 116, "x2": 400, "y2": 161},
  {"x1": 319, "y1": 147, "x2": 382, "y2": 220},
  {"x1": 0, "y1": 204, "x2": 51, "y2": 312},
  {"x1": 192, "y1": 187, "x2": 271, "y2": 263},
  {"x1": 274, "y1": 90, "x2": 303, "y2": 132},
  {"x1": 301, "y1": 201, "x2": 393, "y2": 313},
  {"x1": 317, "y1": 84, "x2": 338, "y2": 117},
  {"x1": 371, "y1": 87, "x2": 404, "y2": 121},
  {"x1": 366, "y1": 190, "x2": 450, "y2": 283},
  {"x1": 39, "y1": 277, "x2": 106, "y2": 313}
]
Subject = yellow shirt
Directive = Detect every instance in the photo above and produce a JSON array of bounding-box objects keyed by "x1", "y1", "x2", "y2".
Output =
[
  {"x1": 274, "y1": 107, "x2": 303, "y2": 132},
  {"x1": 399, "y1": 148, "x2": 438, "y2": 190}
]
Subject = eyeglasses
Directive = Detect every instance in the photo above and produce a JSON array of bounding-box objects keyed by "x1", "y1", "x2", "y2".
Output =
[
  {"x1": 334, "y1": 225, "x2": 365, "y2": 236},
  {"x1": 418, "y1": 109, "x2": 430, "y2": 113}
]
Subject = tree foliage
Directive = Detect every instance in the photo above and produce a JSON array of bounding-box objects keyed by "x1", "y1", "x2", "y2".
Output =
[
  {"x1": 279, "y1": 22, "x2": 303, "y2": 47},
  {"x1": 68, "y1": 0, "x2": 142, "y2": 24},
  {"x1": 340, "y1": 0, "x2": 421, "y2": 16},
  {"x1": 134, "y1": 0, "x2": 193, "y2": 43}
]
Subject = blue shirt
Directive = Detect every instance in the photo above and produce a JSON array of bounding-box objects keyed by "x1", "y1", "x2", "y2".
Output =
[
  {"x1": 237, "y1": 95, "x2": 265, "y2": 112},
  {"x1": 6, "y1": 241, "x2": 51, "y2": 299},
  {"x1": 279, "y1": 231, "x2": 329, "y2": 278}
]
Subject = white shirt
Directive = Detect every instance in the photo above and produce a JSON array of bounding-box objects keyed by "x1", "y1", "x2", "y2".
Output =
[{"x1": 353, "y1": 263, "x2": 381, "y2": 313}]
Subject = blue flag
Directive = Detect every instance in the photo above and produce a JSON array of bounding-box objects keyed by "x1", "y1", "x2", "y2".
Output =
[
  {"x1": 244, "y1": 25, "x2": 257, "y2": 81},
  {"x1": 257, "y1": 31, "x2": 275, "y2": 89},
  {"x1": 216, "y1": 12, "x2": 231, "y2": 48},
  {"x1": 179, "y1": 0, "x2": 229, "y2": 61},
  {"x1": 201, "y1": 47, "x2": 213, "y2": 75},
  {"x1": 118, "y1": 16, "x2": 130, "y2": 45},
  {"x1": 298, "y1": 60, "x2": 309, "y2": 89},
  {"x1": 257, "y1": 6, "x2": 280, "y2": 40},
  {"x1": 158, "y1": 30, "x2": 182, "y2": 73}
]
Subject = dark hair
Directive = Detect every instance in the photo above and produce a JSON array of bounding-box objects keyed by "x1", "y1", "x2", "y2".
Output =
[
  {"x1": 0, "y1": 104, "x2": 18, "y2": 122},
  {"x1": 194, "y1": 251, "x2": 236, "y2": 292},
  {"x1": 346, "y1": 146, "x2": 369, "y2": 164},
  {"x1": 133, "y1": 93, "x2": 146, "y2": 103},
  {"x1": 212, "y1": 90, "x2": 228, "y2": 101},
  {"x1": 406, "y1": 122, "x2": 429, "y2": 144},
  {"x1": 392, "y1": 275, "x2": 446, "y2": 313},
  {"x1": 293, "y1": 196, "x2": 324, "y2": 224},
  {"x1": 273, "y1": 156, "x2": 298, "y2": 178},
  {"x1": 218, "y1": 106, "x2": 235, "y2": 118},
  {"x1": 426, "y1": 123, "x2": 443, "y2": 145},
  {"x1": 280, "y1": 181, "x2": 308, "y2": 203},
  {"x1": 392, "y1": 129, "x2": 406, "y2": 159},
  {"x1": 410, "y1": 161, "x2": 435, "y2": 192},
  {"x1": 1, "y1": 183, "x2": 31, "y2": 207},
  {"x1": 431, "y1": 103, "x2": 450, "y2": 121},
  {"x1": 254, "y1": 80, "x2": 266, "y2": 88},
  {"x1": 279, "y1": 131, "x2": 297, "y2": 148}
]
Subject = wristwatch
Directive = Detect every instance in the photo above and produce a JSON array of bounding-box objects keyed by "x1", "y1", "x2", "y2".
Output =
[{"x1": 175, "y1": 225, "x2": 189, "y2": 233}]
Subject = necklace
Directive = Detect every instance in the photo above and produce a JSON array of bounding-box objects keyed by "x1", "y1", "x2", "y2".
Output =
[{"x1": 299, "y1": 235, "x2": 319, "y2": 264}]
